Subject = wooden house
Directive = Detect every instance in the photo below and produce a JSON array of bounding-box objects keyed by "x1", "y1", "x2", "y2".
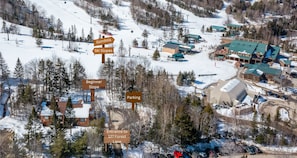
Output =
[
  {"x1": 39, "y1": 100, "x2": 92, "y2": 127},
  {"x1": 162, "y1": 43, "x2": 179, "y2": 54}
]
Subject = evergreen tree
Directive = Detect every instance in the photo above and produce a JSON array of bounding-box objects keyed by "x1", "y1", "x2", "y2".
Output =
[
  {"x1": 142, "y1": 39, "x2": 148, "y2": 49},
  {"x1": 13, "y1": 58, "x2": 24, "y2": 80},
  {"x1": 53, "y1": 58, "x2": 70, "y2": 96},
  {"x1": 0, "y1": 52, "x2": 10, "y2": 81},
  {"x1": 21, "y1": 84, "x2": 34, "y2": 104},
  {"x1": 118, "y1": 39, "x2": 126, "y2": 57},
  {"x1": 38, "y1": 59, "x2": 46, "y2": 92},
  {"x1": 87, "y1": 27, "x2": 94, "y2": 42},
  {"x1": 25, "y1": 108, "x2": 43, "y2": 155},
  {"x1": 50, "y1": 95, "x2": 62, "y2": 134},
  {"x1": 174, "y1": 105, "x2": 199, "y2": 146},
  {"x1": 81, "y1": 28, "x2": 85, "y2": 42},
  {"x1": 201, "y1": 25, "x2": 205, "y2": 34},
  {"x1": 1, "y1": 21, "x2": 6, "y2": 33},
  {"x1": 252, "y1": 111, "x2": 258, "y2": 136},
  {"x1": 132, "y1": 39, "x2": 138, "y2": 47},
  {"x1": 56, "y1": 18, "x2": 63, "y2": 34},
  {"x1": 142, "y1": 29, "x2": 148, "y2": 39},
  {"x1": 45, "y1": 60, "x2": 55, "y2": 93},
  {"x1": 64, "y1": 97, "x2": 75, "y2": 128},
  {"x1": 152, "y1": 49, "x2": 160, "y2": 60},
  {"x1": 189, "y1": 70, "x2": 196, "y2": 83},
  {"x1": 176, "y1": 71, "x2": 183, "y2": 86},
  {"x1": 178, "y1": 27, "x2": 183, "y2": 41},
  {"x1": 36, "y1": 37, "x2": 43, "y2": 47},
  {"x1": 71, "y1": 132, "x2": 87, "y2": 156},
  {"x1": 72, "y1": 60, "x2": 86, "y2": 89},
  {"x1": 51, "y1": 130, "x2": 69, "y2": 157}
]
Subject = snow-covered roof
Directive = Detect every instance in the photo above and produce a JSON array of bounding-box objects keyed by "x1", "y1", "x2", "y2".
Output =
[
  {"x1": 40, "y1": 102, "x2": 63, "y2": 116},
  {"x1": 220, "y1": 79, "x2": 240, "y2": 92},
  {"x1": 256, "y1": 69, "x2": 264, "y2": 75},
  {"x1": 40, "y1": 106, "x2": 63, "y2": 116},
  {"x1": 72, "y1": 104, "x2": 91, "y2": 118},
  {"x1": 228, "y1": 54, "x2": 240, "y2": 58}
]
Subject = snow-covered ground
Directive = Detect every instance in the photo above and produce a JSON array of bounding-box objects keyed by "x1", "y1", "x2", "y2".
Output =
[
  {"x1": 1, "y1": 0, "x2": 296, "y2": 156},
  {"x1": 1, "y1": 0, "x2": 237, "y2": 89}
]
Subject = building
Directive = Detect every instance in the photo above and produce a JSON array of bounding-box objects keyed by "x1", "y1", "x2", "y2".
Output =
[
  {"x1": 40, "y1": 100, "x2": 92, "y2": 127},
  {"x1": 209, "y1": 79, "x2": 247, "y2": 106},
  {"x1": 226, "y1": 24, "x2": 242, "y2": 30},
  {"x1": 241, "y1": 63, "x2": 282, "y2": 84},
  {"x1": 184, "y1": 34, "x2": 202, "y2": 43},
  {"x1": 40, "y1": 101, "x2": 63, "y2": 126},
  {"x1": 162, "y1": 43, "x2": 179, "y2": 54},
  {"x1": 215, "y1": 39, "x2": 280, "y2": 64},
  {"x1": 211, "y1": 25, "x2": 227, "y2": 32}
]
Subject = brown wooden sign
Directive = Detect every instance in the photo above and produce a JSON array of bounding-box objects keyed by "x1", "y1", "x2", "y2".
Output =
[
  {"x1": 82, "y1": 79, "x2": 106, "y2": 90},
  {"x1": 126, "y1": 91, "x2": 142, "y2": 103},
  {"x1": 126, "y1": 91, "x2": 142, "y2": 111},
  {"x1": 93, "y1": 36, "x2": 115, "y2": 63},
  {"x1": 93, "y1": 37, "x2": 114, "y2": 46},
  {"x1": 93, "y1": 47, "x2": 114, "y2": 54},
  {"x1": 104, "y1": 130, "x2": 130, "y2": 144}
]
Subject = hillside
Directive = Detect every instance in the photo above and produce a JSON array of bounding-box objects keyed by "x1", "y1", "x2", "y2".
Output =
[{"x1": 1, "y1": 0, "x2": 297, "y2": 157}]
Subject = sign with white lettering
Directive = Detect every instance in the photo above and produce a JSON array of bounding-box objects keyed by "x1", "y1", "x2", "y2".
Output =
[
  {"x1": 82, "y1": 79, "x2": 106, "y2": 90},
  {"x1": 126, "y1": 91, "x2": 142, "y2": 103},
  {"x1": 103, "y1": 130, "x2": 130, "y2": 144}
]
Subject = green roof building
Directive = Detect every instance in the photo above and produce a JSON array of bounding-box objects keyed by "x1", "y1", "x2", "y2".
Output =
[
  {"x1": 243, "y1": 63, "x2": 282, "y2": 83},
  {"x1": 226, "y1": 24, "x2": 242, "y2": 29},
  {"x1": 185, "y1": 34, "x2": 202, "y2": 41},
  {"x1": 211, "y1": 25, "x2": 227, "y2": 32},
  {"x1": 224, "y1": 40, "x2": 280, "y2": 64}
]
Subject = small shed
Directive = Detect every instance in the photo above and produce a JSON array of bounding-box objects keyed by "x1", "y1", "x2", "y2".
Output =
[{"x1": 162, "y1": 43, "x2": 179, "y2": 54}]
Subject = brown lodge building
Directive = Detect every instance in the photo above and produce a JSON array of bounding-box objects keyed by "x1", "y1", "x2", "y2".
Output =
[{"x1": 39, "y1": 100, "x2": 93, "y2": 127}]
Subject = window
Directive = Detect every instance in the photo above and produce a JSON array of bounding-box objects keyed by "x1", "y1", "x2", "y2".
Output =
[{"x1": 80, "y1": 118, "x2": 85, "y2": 122}]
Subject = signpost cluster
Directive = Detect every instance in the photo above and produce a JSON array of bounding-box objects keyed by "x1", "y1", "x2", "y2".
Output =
[{"x1": 93, "y1": 36, "x2": 115, "y2": 63}]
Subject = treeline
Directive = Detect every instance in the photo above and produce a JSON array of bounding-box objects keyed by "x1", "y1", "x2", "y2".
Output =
[
  {"x1": 99, "y1": 58, "x2": 216, "y2": 146},
  {"x1": 0, "y1": 52, "x2": 87, "y2": 109},
  {"x1": 226, "y1": 0, "x2": 296, "y2": 22},
  {"x1": 226, "y1": 0, "x2": 297, "y2": 48},
  {"x1": 167, "y1": 0, "x2": 224, "y2": 17},
  {"x1": 130, "y1": 0, "x2": 183, "y2": 28},
  {"x1": 0, "y1": 0, "x2": 117, "y2": 45},
  {"x1": 73, "y1": 0, "x2": 120, "y2": 29}
]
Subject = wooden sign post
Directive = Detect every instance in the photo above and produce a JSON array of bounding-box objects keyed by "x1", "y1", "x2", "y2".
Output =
[
  {"x1": 93, "y1": 36, "x2": 114, "y2": 63},
  {"x1": 103, "y1": 130, "x2": 130, "y2": 152},
  {"x1": 126, "y1": 91, "x2": 142, "y2": 111},
  {"x1": 82, "y1": 79, "x2": 106, "y2": 102}
]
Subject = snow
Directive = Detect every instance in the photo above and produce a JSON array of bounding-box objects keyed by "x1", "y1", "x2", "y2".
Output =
[
  {"x1": 246, "y1": 83, "x2": 265, "y2": 95},
  {"x1": 0, "y1": 117, "x2": 27, "y2": 138},
  {"x1": 0, "y1": 0, "x2": 296, "y2": 156},
  {"x1": 241, "y1": 95, "x2": 253, "y2": 106},
  {"x1": 256, "y1": 69, "x2": 264, "y2": 75},
  {"x1": 228, "y1": 54, "x2": 240, "y2": 58},
  {"x1": 220, "y1": 78, "x2": 240, "y2": 92},
  {"x1": 40, "y1": 103, "x2": 63, "y2": 116},
  {"x1": 279, "y1": 108, "x2": 290, "y2": 122},
  {"x1": 73, "y1": 103, "x2": 91, "y2": 118}
]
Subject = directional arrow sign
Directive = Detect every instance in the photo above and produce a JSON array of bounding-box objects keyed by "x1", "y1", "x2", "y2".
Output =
[
  {"x1": 93, "y1": 37, "x2": 115, "y2": 46},
  {"x1": 93, "y1": 47, "x2": 114, "y2": 54}
]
